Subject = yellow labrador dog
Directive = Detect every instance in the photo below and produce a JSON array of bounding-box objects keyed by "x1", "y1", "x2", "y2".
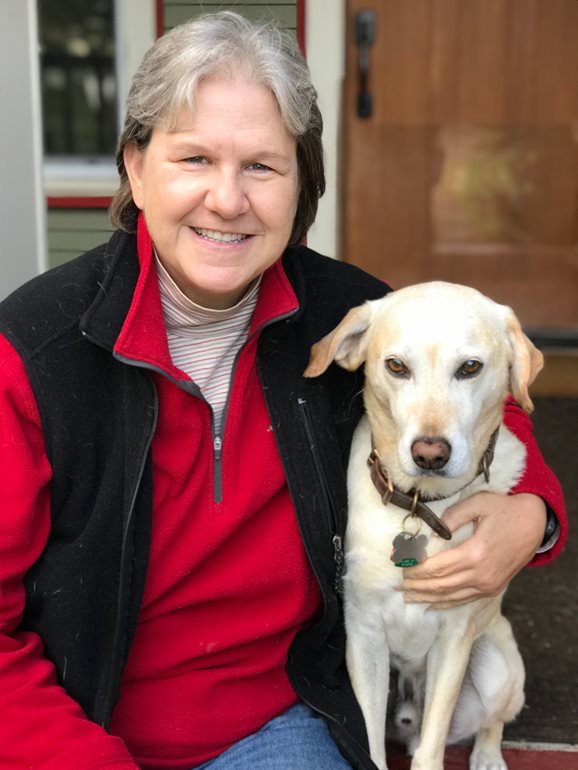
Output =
[{"x1": 304, "y1": 282, "x2": 544, "y2": 770}]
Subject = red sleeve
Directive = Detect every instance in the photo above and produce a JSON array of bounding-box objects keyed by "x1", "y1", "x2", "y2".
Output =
[
  {"x1": 503, "y1": 395, "x2": 568, "y2": 567},
  {"x1": 0, "y1": 335, "x2": 138, "y2": 770}
]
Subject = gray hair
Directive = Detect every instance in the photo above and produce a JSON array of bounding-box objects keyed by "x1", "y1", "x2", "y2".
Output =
[{"x1": 110, "y1": 11, "x2": 325, "y2": 244}]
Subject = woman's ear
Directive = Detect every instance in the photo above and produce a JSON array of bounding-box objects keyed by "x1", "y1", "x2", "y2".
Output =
[{"x1": 123, "y1": 142, "x2": 145, "y2": 210}]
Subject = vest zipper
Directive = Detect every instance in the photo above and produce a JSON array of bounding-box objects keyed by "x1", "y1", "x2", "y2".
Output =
[{"x1": 297, "y1": 396, "x2": 345, "y2": 594}]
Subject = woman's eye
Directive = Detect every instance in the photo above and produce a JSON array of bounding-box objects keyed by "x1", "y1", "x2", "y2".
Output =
[
  {"x1": 456, "y1": 359, "x2": 483, "y2": 378},
  {"x1": 385, "y1": 357, "x2": 409, "y2": 377},
  {"x1": 247, "y1": 162, "x2": 271, "y2": 172},
  {"x1": 184, "y1": 156, "x2": 207, "y2": 165}
]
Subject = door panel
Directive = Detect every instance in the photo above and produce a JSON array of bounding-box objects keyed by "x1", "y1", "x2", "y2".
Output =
[{"x1": 342, "y1": 0, "x2": 578, "y2": 334}]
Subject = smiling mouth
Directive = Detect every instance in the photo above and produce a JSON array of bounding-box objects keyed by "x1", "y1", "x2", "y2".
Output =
[{"x1": 193, "y1": 227, "x2": 250, "y2": 243}]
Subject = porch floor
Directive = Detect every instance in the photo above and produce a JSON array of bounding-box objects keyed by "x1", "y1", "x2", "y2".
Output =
[{"x1": 386, "y1": 742, "x2": 578, "y2": 769}]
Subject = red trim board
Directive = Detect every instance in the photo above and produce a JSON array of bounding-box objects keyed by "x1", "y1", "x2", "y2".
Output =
[
  {"x1": 47, "y1": 197, "x2": 111, "y2": 209},
  {"x1": 156, "y1": 0, "x2": 164, "y2": 38},
  {"x1": 297, "y1": 0, "x2": 306, "y2": 55}
]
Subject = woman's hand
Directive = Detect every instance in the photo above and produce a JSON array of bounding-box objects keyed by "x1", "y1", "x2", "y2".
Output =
[{"x1": 401, "y1": 492, "x2": 547, "y2": 609}]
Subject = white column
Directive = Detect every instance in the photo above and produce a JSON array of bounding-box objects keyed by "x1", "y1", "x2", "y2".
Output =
[
  {"x1": 115, "y1": 0, "x2": 157, "y2": 133},
  {"x1": 0, "y1": 0, "x2": 47, "y2": 300},
  {"x1": 305, "y1": 0, "x2": 346, "y2": 259}
]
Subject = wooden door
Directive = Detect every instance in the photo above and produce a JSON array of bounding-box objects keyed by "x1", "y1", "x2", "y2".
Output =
[{"x1": 342, "y1": 0, "x2": 578, "y2": 337}]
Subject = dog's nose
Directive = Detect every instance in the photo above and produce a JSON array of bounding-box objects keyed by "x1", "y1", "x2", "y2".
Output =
[{"x1": 411, "y1": 437, "x2": 451, "y2": 470}]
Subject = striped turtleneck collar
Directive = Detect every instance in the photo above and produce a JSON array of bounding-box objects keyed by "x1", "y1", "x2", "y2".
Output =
[
  {"x1": 154, "y1": 254, "x2": 261, "y2": 434},
  {"x1": 155, "y1": 255, "x2": 261, "y2": 332}
]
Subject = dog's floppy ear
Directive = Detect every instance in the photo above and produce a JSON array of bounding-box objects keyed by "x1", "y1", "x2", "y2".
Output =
[
  {"x1": 304, "y1": 301, "x2": 375, "y2": 377},
  {"x1": 505, "y1": 309, "x2": 544, "y2": 413}
]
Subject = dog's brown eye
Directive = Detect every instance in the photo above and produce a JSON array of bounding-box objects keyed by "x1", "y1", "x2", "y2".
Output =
[
  {"x1": 385, "y1": 357, "x2": 409, "y2": 377},
  {"x1": 456, "y1": 359, "x2": 483, "y2": 378}
]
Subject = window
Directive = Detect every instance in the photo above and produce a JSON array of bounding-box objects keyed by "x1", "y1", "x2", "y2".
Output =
[
  {"x1": 38, "y1": 0, "x2": 156, "y2": 197},
  {"x1": 39, "y1": 0, "x2": 117, "y2": 158}
]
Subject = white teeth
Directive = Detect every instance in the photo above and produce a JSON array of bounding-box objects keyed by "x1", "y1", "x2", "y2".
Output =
[{"x1": 194, "y1": 227, "x2": 248, "y2": 243}]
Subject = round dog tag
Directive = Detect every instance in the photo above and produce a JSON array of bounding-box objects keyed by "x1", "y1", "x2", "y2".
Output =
[{"x1": 390, "y1": 532, "x2": 428, "y2": 567}]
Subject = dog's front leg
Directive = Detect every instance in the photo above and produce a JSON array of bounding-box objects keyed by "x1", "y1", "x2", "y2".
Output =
[
  {"x1": 345, "y1": 604, "x2": 390, "y2": 770},
  {"x1": 410, "y1": 627, "x2": 474, "y2": 770}
]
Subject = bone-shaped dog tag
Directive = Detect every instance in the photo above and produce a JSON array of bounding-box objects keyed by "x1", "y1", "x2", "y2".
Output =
[{"x1": 390, "y1": 532, "x2": 428, "y2": 567}]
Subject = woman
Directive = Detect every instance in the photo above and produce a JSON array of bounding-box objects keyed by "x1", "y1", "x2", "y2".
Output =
[{"x1": 0, "y1": 11, "x2": 565, "y2": 770}]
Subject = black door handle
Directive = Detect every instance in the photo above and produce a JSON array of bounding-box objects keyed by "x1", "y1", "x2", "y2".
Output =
[{"x1": 356, "y1": 9, "x2": 376, "y2": 118}]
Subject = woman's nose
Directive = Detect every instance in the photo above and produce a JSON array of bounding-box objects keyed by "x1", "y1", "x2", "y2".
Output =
[{"x1": 204, "y1": 168, "x2": 249, "y2": 219}]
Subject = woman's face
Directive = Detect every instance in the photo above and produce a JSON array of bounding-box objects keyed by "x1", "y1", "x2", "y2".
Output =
[{"x1": 124, "y1": 76, "x2": 300, "y2": 309}]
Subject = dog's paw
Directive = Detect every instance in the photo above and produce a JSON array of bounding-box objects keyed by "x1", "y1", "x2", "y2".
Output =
[
  {"x1": 410, "y1": 759, "x2": 442, "y2": 770},
  {"x1": 407, "y1": 735, "x2": 419, "y2": 757},
  {"x1": 469, "y1": 747, "x2": 508, "y2": 770},
  {"x1": 393, "y1": 700, "x2": 420, "y2": 749}
]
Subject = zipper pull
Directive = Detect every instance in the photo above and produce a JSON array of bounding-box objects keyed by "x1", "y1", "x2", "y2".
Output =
[
  {"x1": 332, "y1": 534, "x2": 344, "y2": 596},
  {"x1": 213, "y1": 435, "x2": 223, "y2": 504}
]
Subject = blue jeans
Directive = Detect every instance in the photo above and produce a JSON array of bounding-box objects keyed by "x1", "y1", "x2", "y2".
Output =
[{"x1": 194, "y1": 704, "x2": 353, "y2": 769}]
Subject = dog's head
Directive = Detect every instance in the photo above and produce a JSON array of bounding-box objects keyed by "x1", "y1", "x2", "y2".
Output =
[{"x1": 304, "y1": 281, "x2": 543, "y2": 494}]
